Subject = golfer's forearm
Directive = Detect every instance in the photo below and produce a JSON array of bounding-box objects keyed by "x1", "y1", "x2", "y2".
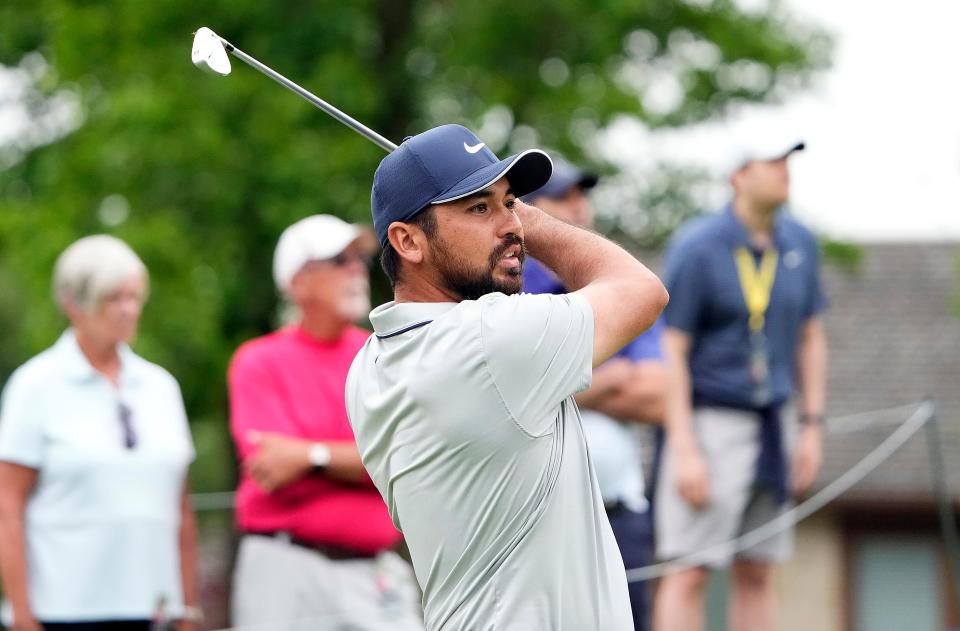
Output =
[
  {"x1": 521, "y1": 204, "x2": 661, "y2": 298},
  {"x1": 519, "y1": 203, "x2": 668, "y2": 362}
]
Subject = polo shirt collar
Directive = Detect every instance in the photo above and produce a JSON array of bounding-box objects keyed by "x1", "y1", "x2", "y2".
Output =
[
  {"x1": 721, "y1": 203, "x2": 787, "y2": 250},
  {"x1": 55, "y1": 329, "x2": 144, "y2": 386},
  {"x1": 370, "y1": 301, "x2": 458, "y2": 339}
]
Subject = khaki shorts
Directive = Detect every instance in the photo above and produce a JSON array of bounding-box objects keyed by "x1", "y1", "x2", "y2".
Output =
[
  {"x1": 232, "y1": 534, "x2": 423, "y2": 631},
  {"x1": 654, "y1": 406, "x2": 798, "y2": 568}
]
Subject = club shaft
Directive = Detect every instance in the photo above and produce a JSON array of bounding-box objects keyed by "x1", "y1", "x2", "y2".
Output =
[{"x1": 220, "y1": 39, "x2": 398, "y2": 153}]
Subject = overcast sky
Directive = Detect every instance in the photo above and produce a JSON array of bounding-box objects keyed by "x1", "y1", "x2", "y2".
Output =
[
  {"x1": 777, "y1": 0, "x2": 960, "y2": 241},
  {"x1": 601, "y1": 0, "x2": 960, "y2": 242}
]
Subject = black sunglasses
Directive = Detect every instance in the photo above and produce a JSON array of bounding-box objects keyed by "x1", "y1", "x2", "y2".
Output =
[
  {"x1": 327, "y1": 252, "x2": 373, "y2": 268},
  {"x1": 118, "y1": 402, "x2": 138, "y2": 450}
]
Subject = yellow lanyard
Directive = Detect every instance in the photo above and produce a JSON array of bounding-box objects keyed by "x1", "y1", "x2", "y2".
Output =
[{"x1": 734, "y1": 247, "x2": 778, "y2": 332}]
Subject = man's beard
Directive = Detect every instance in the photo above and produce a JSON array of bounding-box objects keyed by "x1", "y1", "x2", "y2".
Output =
[{"x1": 432, "y1": 234, "x2": 526, "y2": 301}]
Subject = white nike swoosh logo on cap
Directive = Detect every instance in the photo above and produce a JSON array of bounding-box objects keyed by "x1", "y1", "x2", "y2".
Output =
[{"x1": 463, "y1": 141, "x2": 486, "y2": 154}]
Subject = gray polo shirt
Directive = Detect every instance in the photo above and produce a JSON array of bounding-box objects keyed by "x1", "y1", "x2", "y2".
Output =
[{"x1": 346, "y1": 292, "x2": 632, "y2": 631}]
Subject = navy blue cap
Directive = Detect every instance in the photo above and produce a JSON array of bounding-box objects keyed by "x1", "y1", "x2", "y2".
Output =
[
  {"x1": 371, "y1": 124, "x2": 553, "y2": 246},
  {"x1": 520, "y1": 157, "x2": 598, "y2": 203}
]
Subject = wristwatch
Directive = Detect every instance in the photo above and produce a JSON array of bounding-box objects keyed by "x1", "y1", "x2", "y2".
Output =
[
  {"x1": 181, "y1": 605, "x2": 204, "y2": 623},
  {"x1": 308, "y1": 442, "x2": 333, "y2": 469}
]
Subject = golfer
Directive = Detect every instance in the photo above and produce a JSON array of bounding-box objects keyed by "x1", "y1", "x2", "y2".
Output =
[{"x1": 346, "y1": 124, "x2": 668, "y2": 631}]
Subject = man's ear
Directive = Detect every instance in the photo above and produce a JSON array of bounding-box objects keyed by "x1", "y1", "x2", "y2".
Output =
[
  {"x1": 731, "y1": 159, "x2": 759, "y2": 191},
  {"x1": 287, "y1": 270, "x2": 305, "y2": 302},
  {"x1": 387, "y1": 221, "x2": 426, "y2": 265}
]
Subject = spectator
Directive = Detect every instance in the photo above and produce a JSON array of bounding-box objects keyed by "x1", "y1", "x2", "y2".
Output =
[
  {"x1": 523, "y1": 158, "x2": 667, "y2": 631},
  {"x1": 0, "y1": 235, "x2": 200, "y2": 631},
  {"x1": 653, "y1": 135, "x2": 828, "y2": 631},
  {"x1": 228, "y1": 215, "x2": 422, "y2": 631}
]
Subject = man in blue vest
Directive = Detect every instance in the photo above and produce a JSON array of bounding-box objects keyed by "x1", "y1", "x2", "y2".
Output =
[
  {"x1": 523, "y1": 158, "x2": 667, "y2": 631},
  {"x1": 653, "y1": 135, "x2": 828, "y2": 631}
]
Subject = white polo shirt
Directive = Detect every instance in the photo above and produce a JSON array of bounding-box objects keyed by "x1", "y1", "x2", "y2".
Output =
[
  {"x1": 346, "y1": 292, "x2": 632, "y2": 631},
  {"x1": 0, "y1": 330, "x2": 195, "y2": 623},
  {"x1": 579, "y1": 410, "x2": 648, "y2": 512}
]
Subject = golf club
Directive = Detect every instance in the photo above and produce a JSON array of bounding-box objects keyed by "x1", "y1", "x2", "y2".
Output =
[{"x1": 191, "y1": 26, "x2": 398, "y2": 153}]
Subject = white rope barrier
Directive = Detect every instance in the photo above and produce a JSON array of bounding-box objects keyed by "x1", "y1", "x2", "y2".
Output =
[
  {"x1": 821, "y1": 401, "x2": 924, "y2": 435},
  {"x1": 625, "y1": 400, "x2": 935, "y2": 582},
  {"x1": 185, "y1": 402, "x2": 934, "y2": 629}
]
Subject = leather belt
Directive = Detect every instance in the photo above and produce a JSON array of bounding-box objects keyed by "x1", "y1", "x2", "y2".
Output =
[{"x1": 245, "y1": 530, "x2": 377, "y2": 560}]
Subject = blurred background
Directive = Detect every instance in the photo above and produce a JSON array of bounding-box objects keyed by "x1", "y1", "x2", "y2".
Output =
[{"x1": 0, "y1": 1, "x2": 957, "y2": 629}]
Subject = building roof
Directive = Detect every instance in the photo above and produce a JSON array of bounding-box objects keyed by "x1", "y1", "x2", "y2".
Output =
[{"x1": 817, "y1": 243, "x2": 960, "y2": 504}]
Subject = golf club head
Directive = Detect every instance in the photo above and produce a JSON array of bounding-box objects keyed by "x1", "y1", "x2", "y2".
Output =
[{"x1": 192, "y1": 27, "x2": 231, "y2": 76}]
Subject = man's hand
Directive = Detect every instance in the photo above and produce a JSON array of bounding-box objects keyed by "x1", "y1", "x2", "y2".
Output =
[
  {"x1": 515, "y1": 198, "x2": 544, "y2": 229},
  {"x1": 674, "y1": 444, "x2": 711, "y2": 509},
  {"x1": 791, "y1": 423, "x2": 823, "y2": 496},
  {"x1": 245, "y1": 430, "x2": 313, "y2": 493}
]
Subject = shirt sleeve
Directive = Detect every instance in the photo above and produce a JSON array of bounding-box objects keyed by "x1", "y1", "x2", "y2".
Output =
[
  {"x1": 662, "y1": 239, "x2": 705, "y2": 334},
  {"x1": 803, "y1": 238, "x2": 829, "y2": 319},
  {"x1": 0, "y1": 369, "x2": 44, "y2": 469},
  {"x1": 228, "y1": 348, "x2": 294, "y2": 461},
  {"x1": 480, "y1": 292, "x2": 594, "y2": 436},
  {"x1": 616, "y1": 319, "x2": 665, "y2": 362}
]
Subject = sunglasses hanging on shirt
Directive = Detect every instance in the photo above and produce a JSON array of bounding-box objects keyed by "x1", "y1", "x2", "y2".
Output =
[{"x1": 118, "y1": 401, "x2": 138, "y2": 450}]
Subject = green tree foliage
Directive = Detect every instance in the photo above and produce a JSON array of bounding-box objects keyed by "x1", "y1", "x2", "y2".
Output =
[
  {"x1": 821, "y1": 238, "x2": 865, "y2": 274},
  {"x1": 0, "y1": 0, "x2": 830, "y2": 487}
]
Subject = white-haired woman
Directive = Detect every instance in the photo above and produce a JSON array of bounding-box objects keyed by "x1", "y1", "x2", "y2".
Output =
[{"x1": 0, "y1": 236, "x2": 200, "y2": 631}]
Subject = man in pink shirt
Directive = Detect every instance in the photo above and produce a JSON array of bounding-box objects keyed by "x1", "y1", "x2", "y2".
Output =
[{"x1": 228, "y1": 215, "x2": 423, "y2": 631}]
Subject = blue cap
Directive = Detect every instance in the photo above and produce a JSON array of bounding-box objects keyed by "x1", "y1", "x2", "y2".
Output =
[
  {"x1": 371, "y1": 124, "x2": 553, "y2": 246},
  {"x1": 520, "y1": 157, "x2": 598, "y2": 202}
]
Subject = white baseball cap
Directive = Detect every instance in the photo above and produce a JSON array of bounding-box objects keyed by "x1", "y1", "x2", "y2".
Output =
[
  {"x1": 723, "y1": 132, "x2": 805, "y2": 177},
  {"x1": 272, "y1": 215, "x2": 375, "y2": 292}
]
